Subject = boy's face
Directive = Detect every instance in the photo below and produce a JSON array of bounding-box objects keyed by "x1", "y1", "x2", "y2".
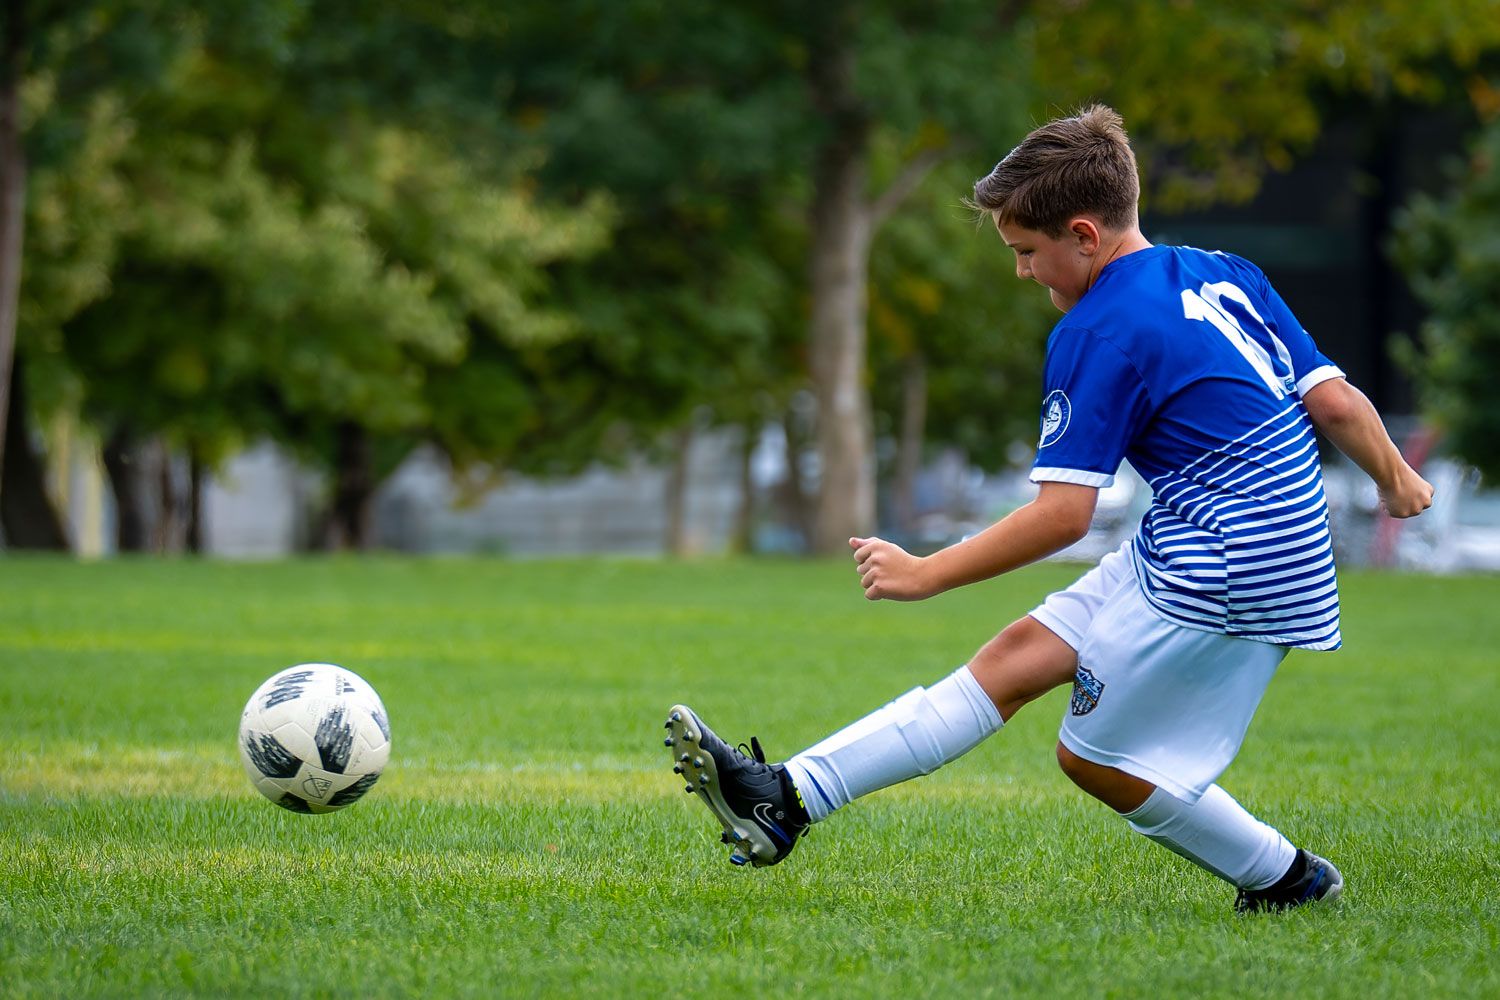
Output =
[{"x1": 996, "y1": 219, "x2": 1098, "y2": 313}]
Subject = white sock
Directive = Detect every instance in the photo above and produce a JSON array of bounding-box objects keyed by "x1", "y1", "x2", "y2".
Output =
[
  {"x1": 782, "y1": 665, "x2": 1002, "y2": 823},
  {"x1": 1123, "y1": 785, "x2": 1296, "y2": 889}
]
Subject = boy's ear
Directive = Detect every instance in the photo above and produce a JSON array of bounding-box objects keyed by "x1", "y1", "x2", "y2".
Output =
[{"x1": 1069, "y1": 217, "x2": 1103, "y2": 255}]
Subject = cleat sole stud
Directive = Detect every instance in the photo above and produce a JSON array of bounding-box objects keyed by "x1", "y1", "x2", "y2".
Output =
[
  {"x1": 673, "y1": 765, "x2": 683, "y2": 774},
  {"x1": 664, "y1": 737, "x2": 674, "y2": 747},
  {"x1": 693, "y1": 756, "x2": 704, "y2": 767},
  {"x1": 678, "y1": 753, "x2": 689, "y2": 763},
  {"x1": 685, "y1": 785, "x2": 695, "y2": 794},
  {"x1": 671, "y1": 711, "x2": 682, "y2": 723},
  {"x1": 698, "y1": 774, "x2": 709, "y2": 785}
]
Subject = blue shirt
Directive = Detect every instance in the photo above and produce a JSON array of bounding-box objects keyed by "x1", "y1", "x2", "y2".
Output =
[{"x1": 1031, "y1": 245, "x2": 1345, "y2": 650}]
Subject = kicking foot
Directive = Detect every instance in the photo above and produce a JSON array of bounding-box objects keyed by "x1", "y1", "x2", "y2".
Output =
[
  {"x1": 663, "y1": 704, "x2": 809, "y2": 867},
  {"x1": 1235, "y1": 850, "x2": 1344, "y2": 913}
]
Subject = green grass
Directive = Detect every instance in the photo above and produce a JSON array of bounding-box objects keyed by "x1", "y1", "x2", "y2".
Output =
[{"x1": 1, "y1": 556, "x2": 1496, "y2": 998}]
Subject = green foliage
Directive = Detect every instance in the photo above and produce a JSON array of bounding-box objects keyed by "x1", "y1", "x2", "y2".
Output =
[
  {"x1": 493, "y1": 0, "x2": 812, "y2": 449},
  {"x1": 868, "y1": 159, "x2": 1058, "y2": 471},
  {"x1": 1031, "y1": 0, "x2": 1500, "y2": 210},
  {"x1": 2, "y1": 557, "x2": 1499, "y2": 995},
  {"x1": 21, "y1": 3, "x2": 610, "y2": 478},
  {"x1": 16, "y1": 0, "x2": 1500, "y2": 516},
  {"x1": 1390, "y1": 113, "x2": 1500, "y2": 482}
]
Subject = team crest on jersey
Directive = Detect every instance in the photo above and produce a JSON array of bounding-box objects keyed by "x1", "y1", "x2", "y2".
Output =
[
  {"x1": 1070, "y1": 665, "x2": 1104, "y2": 716},
  {"x1": 1039, "y1": 390, "x2": 1071, "y2": 447}
]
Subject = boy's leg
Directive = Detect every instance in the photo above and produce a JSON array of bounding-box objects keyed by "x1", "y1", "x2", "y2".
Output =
[
  {"x1": 664, "y1": 541, "x2": 1130, "y2": 866},
  {"x1": 1057, "y1": 747, "x2": 1342, "y2": 911},
  {"x1": 779, "y1": 540, "x2": 1138, "y2": 822},
  {"x1": 665, "y1": 616, "x2": 1076, "y2": 866},
  {"x1": 784, "y1": 616, "x2": 1074, "y2": 821},
  {"x1": 1054, "y1": 566, "x2": 1343, "y2": 910},
  {"x1": 1056, "y1": 745, "x2": 1293, "y2": 887}
]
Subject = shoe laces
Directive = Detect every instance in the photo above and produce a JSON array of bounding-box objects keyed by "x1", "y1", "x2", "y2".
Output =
[{"x1": 736, "y1": 736, "x2": 767, "y2": 764}]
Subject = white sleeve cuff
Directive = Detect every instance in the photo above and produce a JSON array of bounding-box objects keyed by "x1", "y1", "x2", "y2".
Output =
[
  {"x1": 1030, "y1": 466, "x2": 1114, "y2": 488},
  {"x1": 1295, "y1": 364, "x2": 1345, "y2": 397}
]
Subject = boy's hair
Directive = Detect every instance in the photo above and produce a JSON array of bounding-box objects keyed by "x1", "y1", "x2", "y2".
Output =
[{"x1": 971, "y1": 105, "x2": 1139, "y2": 236}]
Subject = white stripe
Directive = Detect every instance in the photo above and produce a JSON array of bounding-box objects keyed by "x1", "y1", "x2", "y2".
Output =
[
  {"x1": 1232, "y1": 511, "x2": 1331, "y2": 546},
  {"x1": 1232, "y1": 572, "x2": 1339, "y2": 605},
  {"x1": 1296, "y1": 364, "x2": 1345, "y2": 397},
  {"x1": 1213, "y1": 436, "x2": 1318, "y2": 493},
  {"x1": 1231, "y1": 542, "x2": 1334, "y2": 577},
  {"x1": 1232, "y1": 573, "x2": 1338, "y2": 602},
  {"x1": 1201, "y1": 421, "x2": 1311, "y2": 486},
  {"x1": 1221, "y1": 489, "x2": 1328, "y2": 533},
  {"x1": 1030, "y1": 466, "x2": 1114, "y2": 487},
  {"x1": 1231, "y1": 592, "x2": 1341, "y2": 624},
  {"x1": 1180, "y1": 410, "x2": 1306, "y2": 484},
  {"x1": 1175, "y1": 403, "x2": 1297, "y2": 478}
]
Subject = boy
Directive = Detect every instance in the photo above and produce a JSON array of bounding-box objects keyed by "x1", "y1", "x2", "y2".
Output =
[{"x1": 662, "y1": 105, "x2": 1433, "y2": 912}]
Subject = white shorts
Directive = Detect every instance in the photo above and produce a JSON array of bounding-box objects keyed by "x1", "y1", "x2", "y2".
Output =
[{"x1": 1030, "y1": 542, "x2": 1287, "y2": 803}]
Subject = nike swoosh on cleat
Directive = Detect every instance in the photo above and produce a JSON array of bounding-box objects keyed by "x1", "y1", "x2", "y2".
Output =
[{"x1": 753, "y1": 802, "x2": 790, "y2": 847}]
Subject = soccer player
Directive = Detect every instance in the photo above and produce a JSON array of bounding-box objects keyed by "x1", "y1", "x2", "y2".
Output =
[{"x1": 663, "y1": 105, "x2": 1433, "y2": 913}]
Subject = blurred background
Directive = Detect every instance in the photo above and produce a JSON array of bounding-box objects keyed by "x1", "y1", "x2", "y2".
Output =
[{"x1": 1, "y1": 0, "x2": 1497, "y2": 569}]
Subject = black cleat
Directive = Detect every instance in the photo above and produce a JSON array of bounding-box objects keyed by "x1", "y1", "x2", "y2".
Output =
[
  {"x1": 663, "y1": 705, "x2": 810, "y2": 867},
  {"x1": 1235, "y1": 850, "x2": 1344, "y2": 913}
]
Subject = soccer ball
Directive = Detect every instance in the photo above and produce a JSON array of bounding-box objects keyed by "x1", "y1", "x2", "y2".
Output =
[{"x1": 238, "y1": 663, "x2": 391, "y2": 813}]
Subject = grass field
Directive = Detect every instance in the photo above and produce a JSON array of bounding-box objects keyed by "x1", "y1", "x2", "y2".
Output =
[{"x1": 1, "y1": 555, "x2": 1496, "y2": 998}]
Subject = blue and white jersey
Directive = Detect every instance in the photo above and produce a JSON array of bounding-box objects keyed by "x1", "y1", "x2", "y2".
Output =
[{"x1": 1031, "y1": 245, "x2": 1345, "y2": 650}]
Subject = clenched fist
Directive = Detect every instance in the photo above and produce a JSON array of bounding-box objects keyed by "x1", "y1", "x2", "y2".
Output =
[{"x1": 850, "y1": 536, "x2": 936, "y2": 602}]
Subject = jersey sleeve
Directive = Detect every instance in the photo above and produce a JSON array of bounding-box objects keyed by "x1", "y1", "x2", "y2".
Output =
[
  {"x1": 1255, "y1": 272, "x2": 1344, "y2": 396},
  {"x1": 1030, "y1": 325, "x2": 1153, "y2": 488}
]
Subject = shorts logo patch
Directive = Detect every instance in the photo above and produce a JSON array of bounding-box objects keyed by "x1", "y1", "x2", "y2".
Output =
[
  {"x1": 1039, "y1": 390, "x2": 1071, "y2": 448},
  {"x1": 1070, "y1": 665, "x2": 1104, "y2": 716}
]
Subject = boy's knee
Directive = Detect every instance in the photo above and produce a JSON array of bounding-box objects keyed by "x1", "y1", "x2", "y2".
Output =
[
  {"x1": 1055, "y1": 741, "x2": 1091, "y2": 785},
  {"x1": 1055, "y1": 741, "x2": 1156, "y2": 813},
  {"x1": 973, "y1": 617, "x2": 1034, "y2": 666}
]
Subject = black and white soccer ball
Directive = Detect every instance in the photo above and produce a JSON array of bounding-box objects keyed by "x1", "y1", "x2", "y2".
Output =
[{"x1": 238, "y1": 663, "x2": 391, "y2": 814}]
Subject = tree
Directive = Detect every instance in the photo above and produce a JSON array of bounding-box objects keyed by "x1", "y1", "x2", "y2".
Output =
[
  {"x1": 51, "y1": 15, "x2": 609, "y2": 549},
  {"x1": 0, "y1": 0, "x2": 248, "y2": 520},
  {"x1": 867, "y1": 158, "x2": 1058, "y2": 538},
  {"x1": 1390, "y1": 111, "x2": 1500, "y2": 482},
  {"x1": 1028, "y1": 0, "x2": 1500, "y2": 211}
]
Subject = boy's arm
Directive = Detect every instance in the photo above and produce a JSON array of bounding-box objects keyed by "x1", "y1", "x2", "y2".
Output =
[
  {"x1": 1301, "y1": 377, "x2": 1433, "y2": 518},
  {"x1": 850, "y1": 482, "x2": 1098, "y2": 601}
]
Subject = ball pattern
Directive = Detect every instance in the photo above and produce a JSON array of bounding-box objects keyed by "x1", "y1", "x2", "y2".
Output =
[{"x1": 238, "y1": 663, "x2": 390, "y2": 813}]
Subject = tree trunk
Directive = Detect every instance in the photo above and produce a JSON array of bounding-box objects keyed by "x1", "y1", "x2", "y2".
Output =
[
  {"x1": 329, "y1": 421, "x2": 374, "y2": 550},
  {"x1": 103, "y1": 426, "x2": 152, "y2": 552},
  {"x1": 663, "y1": 422, "x2": 693, "y2": 557},
  {"x1": 186, "y1": 452, "x2": 205, "y2": 554},
  {"x1": 156, "y1": 442, "x2": 180, "y2": 553},
  {"x1": 893, "y1": 350, "x2": 927, "y2": 539},
  {"x1": 731, "y1": 423, "x2": 756, "y2": 554},
  {"x1": 0, "y1": 353, "x2": 67, "y2": 549},
  {"x1": 781, "y1": 401, "x2": 816, "y2": 551},
  {"x1": 806, "y1": 27, "x2": 876, "y2": 554},
  {"x1": 0, "y1": 0, "x2": 25, "y2": 507}
]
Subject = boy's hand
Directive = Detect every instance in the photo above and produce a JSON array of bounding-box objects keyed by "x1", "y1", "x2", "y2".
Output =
[
  {"x1": 850, "y1": 537, "x2": 934, "y2": 602},
  {"x1": 1380, "y1": 470, "x2": 1434, "y2": 519}
]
